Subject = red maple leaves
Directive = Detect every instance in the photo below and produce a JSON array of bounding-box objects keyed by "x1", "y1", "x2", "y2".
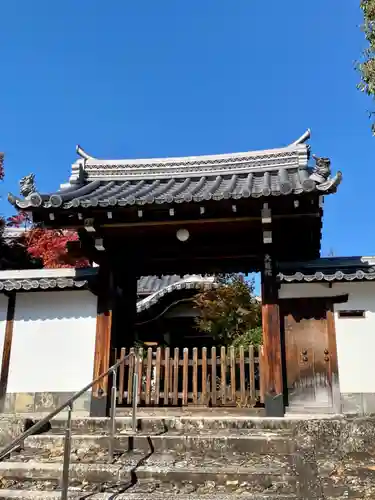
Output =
[
  {"x1": 23, "y1": 228, "x2": 89, "y2": 269},
  {"x1": 5, "y1": 213, "x2": 89, "y2": 268},
  {"x1": 6, "y1": 212, "x2": 29, "y2": 228}
]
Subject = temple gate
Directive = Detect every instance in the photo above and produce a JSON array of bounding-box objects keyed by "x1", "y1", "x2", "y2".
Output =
[{"x1": 9, "y1": 129, "x2": 342, "y2": 417}]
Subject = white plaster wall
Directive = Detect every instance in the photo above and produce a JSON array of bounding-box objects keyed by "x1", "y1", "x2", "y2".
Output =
[
  {"x1": 0, "y1": 295, "x2": 8, "y2": 367},
  {"x1": 7, "y1": 291, "x2": 97, "y2": 393},
  {"x1": 279, "y1": 282, "x2": 344, "y2": 299},
  {"x1": 280, "y1": 281, "x2": 375, "y2": 394},
  {"x1": 333, "y1": 282, "x2": 375, "y2": 394}
]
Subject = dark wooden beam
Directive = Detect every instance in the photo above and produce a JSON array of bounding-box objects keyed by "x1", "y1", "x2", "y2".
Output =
[
  {"x1": 261, "y1": 204, "x2": 284, "y2": 417},
  {"x1": 279, "y1": 294, "x2": 349, "y2": 312},
  {"x1": 100, "y1": 212, "x2": 320, "y2": 229},
  {"x1": 90, "y1": 263, "x2": 113, "y2": 417},
  {"x1": 0, "y1": 293, "x2": 16, "y2": 411},
  {"x1": 112, "y1": 267, "x2": 138, "y2": 349}
]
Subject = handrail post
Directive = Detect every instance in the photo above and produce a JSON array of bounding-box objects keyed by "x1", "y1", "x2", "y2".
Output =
[
  {"x1": 132, "y1": 352, "x2": 138, "y2": 433},
  {"x1": 0, "y1": 354, "x2": 130, "y2": 465},
  {"x1": 108, "y1": 367, "x2": 117, "y2": 461},
  {"x1": 61, "y1": 402, "x2": 73, "y2": 500}
]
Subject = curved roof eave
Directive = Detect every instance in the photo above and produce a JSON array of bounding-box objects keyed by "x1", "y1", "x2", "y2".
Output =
[
  {"x1": 0, "y1": 269, "x2": 217, "y2": 309},
  {"x1": 136, "y1": 276, "x2": 217, "y2": 313},
  {"x1": 278, "y1": 256, "x2": 375, "y2": 283}
]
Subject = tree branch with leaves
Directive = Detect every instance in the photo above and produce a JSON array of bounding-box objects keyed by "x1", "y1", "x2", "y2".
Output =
[
  {"x1": 194, "y1": 274, "x2": 262, "y2": 348},
  {"x1": 359, "y1": 0, "x2": 375, "y2": 132}
]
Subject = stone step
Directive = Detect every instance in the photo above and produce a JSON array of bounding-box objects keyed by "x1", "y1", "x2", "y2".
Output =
[
  {"x1": 116, "y1": 408, "x2": 266, "y2": 417},
  {"x1": 23, "y1": 431, "x2": 294, "y2": 455},
  {"x1": 47, "y1": 416, "x2": 298, "y2": 435},
  {"x1": 0, "y1": 455, "x2": 296, "y2": 493},
  {"x1": 134, "y1": 465, "x2": 296, "y2": 492},
  {"x1": 317, "y1": 453, "x2": 375, "y2": 498},
  {"x1": 4, "y1": 451, "x2": 293, "y2": 469},
  {"x1": 286, "y1": 405, "x2": 336, "y2": 415},
  {"x1": 0, "y1": 491, "x2": 299, "y2": 500}
]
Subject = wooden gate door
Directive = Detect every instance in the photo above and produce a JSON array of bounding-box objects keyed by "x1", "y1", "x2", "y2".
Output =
[{"x1": 283, "y1": 300, "x2": 335, "y2": 410}]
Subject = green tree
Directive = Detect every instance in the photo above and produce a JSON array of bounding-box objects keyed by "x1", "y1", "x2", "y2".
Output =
[
  {"x1": 194, "y1": 274, "x2": 262, "y2": 347},
  {"x1": 359, "y1": 1, "x2": 375, "y2": 132}
]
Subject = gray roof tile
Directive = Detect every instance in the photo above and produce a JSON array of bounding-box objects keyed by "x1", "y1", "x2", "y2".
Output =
[
  {"x1": 278, "y1": 257, "x2": 375, "y2": 283},
  {"x1": 8, "y1": 131, "x2": 342, "y2": 210},
  {"x1": 12, "y1": 170, "x2": 341, "y2": 210},
  {"x1": 0, "y1": 269, "x2": 214, "y2": 313}
]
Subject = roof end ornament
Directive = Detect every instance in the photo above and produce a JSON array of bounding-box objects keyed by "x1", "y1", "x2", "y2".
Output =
[
  {"x1": 20, "y1": 173, "x2": 37, "y2": 198},
  {"x1": 291, "y1": 129, "x2": 311, "y2": 146},
  {"x1": 310, "y1": 155, "x2": 331, "y2": 184},
  {"x1": 76, "y1": 145, "x2": 97, "y2": 161}
]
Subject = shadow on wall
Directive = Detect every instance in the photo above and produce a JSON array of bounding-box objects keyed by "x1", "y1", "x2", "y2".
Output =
[{"x1": 13, "y1": 290, "x2": 97, "y2": 322}]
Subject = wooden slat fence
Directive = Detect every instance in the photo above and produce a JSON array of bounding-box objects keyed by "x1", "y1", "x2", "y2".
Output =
[{"x1": 113, "y1": 345, "x2": 265, "y2": 407}]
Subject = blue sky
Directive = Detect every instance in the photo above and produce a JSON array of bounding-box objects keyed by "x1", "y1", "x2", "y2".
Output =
[{"x1": 0, "y1": 1, "x2": 373, "y2": 258}]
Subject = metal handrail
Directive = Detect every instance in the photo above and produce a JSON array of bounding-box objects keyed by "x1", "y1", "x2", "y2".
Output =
[{"x1": 0, "y1": 351, "x2": 139, "y2": 500}]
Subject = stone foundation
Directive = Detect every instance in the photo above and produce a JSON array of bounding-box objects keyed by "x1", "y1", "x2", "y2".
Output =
[
  {"x1": 2, "y1": 392, "x2": 91, "y2": 415},
  {"x1": 341, "y1": 392, "x2": 375, "y2": 415},
  {"x1": 4, "y1": 391, "x2": 375, "y2": 418}
]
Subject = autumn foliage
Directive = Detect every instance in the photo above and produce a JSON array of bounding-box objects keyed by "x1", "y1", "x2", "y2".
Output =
[
  {"x1": 1, "y1": 205, "x2": 88, "y2": 269},
  {"x1": 194, "y1": 274, "x2": 262, "y2": 347},
  {"x1": 22, "y1": 227, "x2": 89, "y2": 269}
]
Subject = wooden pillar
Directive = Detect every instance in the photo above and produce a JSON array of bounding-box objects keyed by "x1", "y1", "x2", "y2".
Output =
[
  {"x1": 0, "y1": 293, "x2": 16, "y2": 411},
  {"x1": 113, "y1": 270, "x2": 138, "y2": 349},
  {"x1": 90, "y1": 263, "x2": 113, "y2": 417},
  {"x1": 261, "y1": 204, "x2": 284, "y2": 417},
  {"x1": 326, "y1": 302, "x2": 341, "y2": 413}
]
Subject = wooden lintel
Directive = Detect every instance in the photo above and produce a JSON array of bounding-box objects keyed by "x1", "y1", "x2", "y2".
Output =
[
  {"x1": 145, "y1": 253, "x2": 259, "y2": 262},
  {"x1": 100, "y1": 212, "x2": 320, "y2": 229},
  {"x1": 103, "y1": 215, "x2": 259, "y2": 228},
  {"x1": 0, "y1": 293, "x2": 16, "y2": 410},
  {"x1": 37, "y1": 211, "x2": 321, "y2": 231},
  {"x1": 279, "y1": 294, "x2": 349, "y2": 309}
]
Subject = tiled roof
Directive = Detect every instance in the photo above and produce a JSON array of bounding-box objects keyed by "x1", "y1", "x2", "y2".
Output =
[
  {"x1": 137, "y1": 275, "x2": 217, "y2": 312},
  {"x1": 0, "y1": 268, "x2": 96, "y2": 292},
  {"x1": 8, "y1": 130, "x2": 342, "y2": 209},
  {"x1": 0, "y1": 277, "x2": 88, "y2": 292},
  {"x1": 278, "y1": 257, "x2": 375, "y2": 283},
  {"x1": 3, "y1": 227, "x2": 27, "y2": 241},
  {"x1": 137, "y1": 275, "x2": 198, "y2": 295},
  {"x1": 0, "y1": 269, "x2": 215, "y2": 312}
]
